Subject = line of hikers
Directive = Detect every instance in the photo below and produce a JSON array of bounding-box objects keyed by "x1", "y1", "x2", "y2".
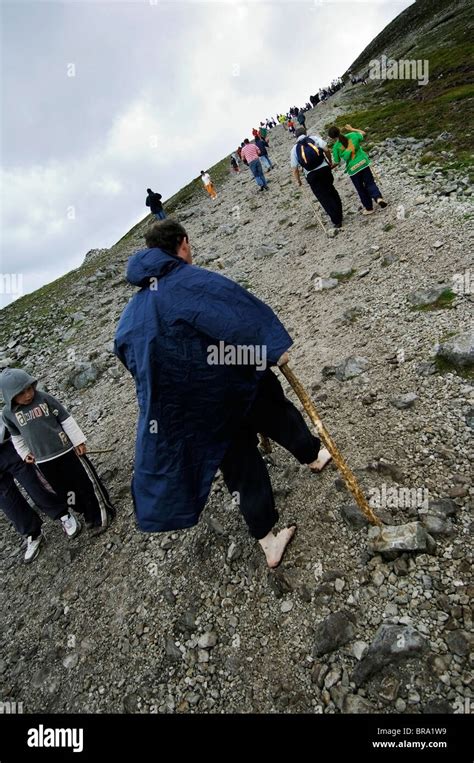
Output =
[
  {"x1": 218, "y1": 120, "x2": 388, "y2": 222},
  {"x1": 146, "y1": 118, "x2": 388, "y2": 223}
]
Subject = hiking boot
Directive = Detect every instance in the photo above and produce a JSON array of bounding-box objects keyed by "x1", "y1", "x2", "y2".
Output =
[
  {"x1": 24, "y1": 533, "x2": 44, "y2": 564},
  {"x1": 376, "y1": 198, "x2": 388, "y2": 208},
  {"x1": 60, "y1": 513, "x2": 82, "y2": 539}
]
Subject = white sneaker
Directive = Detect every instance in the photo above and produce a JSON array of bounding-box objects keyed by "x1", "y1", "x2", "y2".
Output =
[
  {"x1": 24, "y1": 534, "x2": 43, "y2": 564},
  {"x1": 60, "y1": 513, "x2": 82, "y2": 539}
]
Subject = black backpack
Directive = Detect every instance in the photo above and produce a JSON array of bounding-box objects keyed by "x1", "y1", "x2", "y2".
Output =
[{"x1": 295, "y1": 137, "x2": 325, "y2": 171}]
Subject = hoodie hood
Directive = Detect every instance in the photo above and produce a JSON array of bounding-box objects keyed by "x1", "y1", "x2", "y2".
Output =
[
  {"x1": 0, "y1": 368, "x2": 37, "y2": 410},
  {"x1": 126, "y1": 247, "x2": 184, "y2": 287}
]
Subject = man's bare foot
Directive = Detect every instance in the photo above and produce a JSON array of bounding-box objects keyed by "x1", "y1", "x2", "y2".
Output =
[
  {"x1": 308, "y1": 447, "x2": 332, "y2": 473},
  {"x1": 259, "y1": 526, "x2": 297, "y2": 569}
]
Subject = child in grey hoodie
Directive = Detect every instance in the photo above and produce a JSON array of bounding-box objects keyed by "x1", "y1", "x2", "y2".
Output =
[{"x1": 1, "y1": 368, "x2": 115, "y2": 542}]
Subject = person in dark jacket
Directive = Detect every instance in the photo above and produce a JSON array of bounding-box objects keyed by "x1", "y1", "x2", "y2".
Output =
[
  {"x1": 146, "y1": 188, "x2": 166, "y2": 220},
  {"x1": 255, "y1": 135, "x2": 274, "y2": 171},
  {"x1": 114, "y1": 220, "x2": 331, "y2": 568}
]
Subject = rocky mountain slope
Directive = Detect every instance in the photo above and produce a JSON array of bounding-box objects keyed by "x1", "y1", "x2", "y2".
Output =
[{"x1": 0, "y1": 0, "x2": 472, "y2": 715}]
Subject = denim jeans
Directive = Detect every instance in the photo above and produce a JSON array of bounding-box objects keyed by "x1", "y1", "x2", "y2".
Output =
[
  {"x1": 154, "y1": 210, "x2": 166, "y2": 220},
  {"x1": 248, "y1": 159, "x2": 267, "y2": 188},
  {"x1": 260, "y1": 155, "x2": 273, "y2": 171}
]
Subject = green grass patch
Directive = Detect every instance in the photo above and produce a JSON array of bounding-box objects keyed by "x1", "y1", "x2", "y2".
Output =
[
  {"x1": 411, "y1": 288, "x2": 456, "y2": 311},
  {"x1": 434, "y1": 355, "x2": 474, "y2": 378}
]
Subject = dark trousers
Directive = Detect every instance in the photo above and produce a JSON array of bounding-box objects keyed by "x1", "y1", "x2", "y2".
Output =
[
  {"x1": 0, "y1": 441, "x2": 66, "y2": 537},
  {"x1": 350, "y1": 167, "x2": 381, "y2": 210},
  {"x1": 38, "y1": 450, "x2": 104, "y2": 525},
  {"x1": 306, "y1": 165, "x2": 343, "y2": 226},
  {"x1": 220, "y1": 370, "x2": 320, "y2": 539}
]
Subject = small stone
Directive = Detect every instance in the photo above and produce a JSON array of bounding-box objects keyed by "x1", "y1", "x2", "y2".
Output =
[
  {"x1": 324, "y1": 668, "x2": 341, "y2": 689},
  {"x1": 352, "y1": 641, "x2": 368, "y2": 661},
  {"x1": 197, "y1": 631, "x2": 218, "y2": 649},
  {"x1": 379, "y1": 675, "x2": 400, "y2": 702},
  {"x1": 334, "y1": 578, "x2": 345, "y2": 593},
  {"x1": 280, "y1": 600, "x2": 293, "y2": 613},
  {"x1": 343, "y1": 694, "x2": 375, "y2": 713},
  {"x1": 334, "y1": 356, "x2": 369, "y2": 381},
  {"x1": 391, "y1": 393, "x2": 418, "y2": 410},
  {"x1": 314, "y1": 277, "x2": 339, "y2": 290},
  {"x1": 432, "y1": 240, "x2": 444, "y2": 249},
  {"x1": 62, "y1": 653, "x2": 79, "y2": 669}
]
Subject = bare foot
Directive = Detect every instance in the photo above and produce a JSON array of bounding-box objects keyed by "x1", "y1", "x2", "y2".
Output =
[
  {"x1": 259, "y1": 526, "x2": 297, "y2": 569},
  {"x1": 308, "y1": 447, "x2": 332, "y2": 473}
]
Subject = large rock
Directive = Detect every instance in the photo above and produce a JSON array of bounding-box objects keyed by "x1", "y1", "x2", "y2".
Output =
[
  {"x1": 436, "y1": 330, "x2": 474, "y2": 370},
  {"x1": 352, "y1": 625, "x2": 427, "y2": 686},
  {"x1": 407, "y1": 286, "x2": 449, "y2": 307},
  {"x1": 334, "y1": 356, "x2": 369, "y2": 381},
  {"x1": 340, "y1": 504, "x2": 370, "y2": 529},
  {"x1": 313, "y1": 611, "x2": 355, "y2": 657},
  {"x1": 368, "y1": 522, "x2": 435, "y2": 557},
  {"x1": 67, "y1": 362, "x2": 102, "y2": 390},
  {"x1": 420, "y1": 514, "x2": 454, "y2": 536}
]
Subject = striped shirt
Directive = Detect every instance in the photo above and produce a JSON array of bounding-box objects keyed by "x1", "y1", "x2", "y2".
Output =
[{"x1": 241, "y1": 143, "x2": 260, "y2": 163}]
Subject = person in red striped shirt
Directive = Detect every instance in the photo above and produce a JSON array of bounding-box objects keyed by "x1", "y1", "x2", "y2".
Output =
[{"x1": 240, "y1": 139, "x2": 269, "y2": 192}]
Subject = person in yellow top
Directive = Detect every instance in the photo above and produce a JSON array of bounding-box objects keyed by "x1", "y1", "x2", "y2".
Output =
[{"x1": 328, "y1": 124, "x2": 387, "y2": 215}]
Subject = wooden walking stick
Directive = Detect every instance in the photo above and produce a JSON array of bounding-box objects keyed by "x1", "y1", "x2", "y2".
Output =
[
  {"x1": 302, "y1": 183, "x2": 329, "y2": 237},
  {"x1": 279, "y1": 363, "x2": 382, "y2": 526}
]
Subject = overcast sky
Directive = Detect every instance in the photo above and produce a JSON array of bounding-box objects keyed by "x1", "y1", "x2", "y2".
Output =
[{"x1": 0, "y1": 0, "x2": 412, "y2": 308}]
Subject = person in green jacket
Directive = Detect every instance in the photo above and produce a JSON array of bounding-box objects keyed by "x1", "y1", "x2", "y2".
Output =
[{"x1": 328, "y1": 124, "x2": 387, "y2": 215}]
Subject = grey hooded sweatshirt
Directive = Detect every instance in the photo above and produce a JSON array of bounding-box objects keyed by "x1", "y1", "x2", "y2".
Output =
[{"x1": 0, "y1": 368, "x2": 86, "y2": 463}]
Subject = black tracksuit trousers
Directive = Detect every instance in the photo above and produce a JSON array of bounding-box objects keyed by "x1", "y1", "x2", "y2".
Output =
[{"x1": 220, "y1": 370, "x2": 320, "y2": 539}]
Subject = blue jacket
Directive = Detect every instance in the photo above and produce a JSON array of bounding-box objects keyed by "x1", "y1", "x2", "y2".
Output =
[{"x1": 114, "y1": 247, "x2": 291, "y2": 532}]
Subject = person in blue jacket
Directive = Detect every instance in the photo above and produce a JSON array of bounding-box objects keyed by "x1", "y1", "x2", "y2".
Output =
[{"x1": 114, "y1": 220, "x2": 331, "y2": 568}]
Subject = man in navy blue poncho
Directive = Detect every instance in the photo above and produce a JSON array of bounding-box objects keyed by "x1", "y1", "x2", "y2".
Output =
[{"x1": 114, "y1": 220, "x2": 331, "y2": 567}]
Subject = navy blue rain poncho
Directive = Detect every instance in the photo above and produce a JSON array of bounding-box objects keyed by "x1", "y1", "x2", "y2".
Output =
[{"x1": 114, "y1": 247, "x2": 292, "y2": 532}]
